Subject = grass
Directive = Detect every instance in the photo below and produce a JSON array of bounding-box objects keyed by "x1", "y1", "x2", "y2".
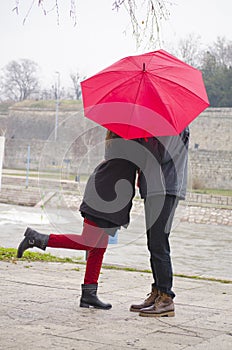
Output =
[
  {"x1": 5, "y1": 173, "x2": 76, "y2": 181},
  {"x1": 0, "y1": 247, "x2": 82, "y2": 264},
  {"x1": 4, "y1": 172, "x2": 60, "y2": 179},
  {"x1": 3, "y1": 169, "x2": 87, "y2": 182},
  {"x1": 12, "y1": 99, "x2": 83, "y2": 110},
  {"x1": 190, "y1": 188, "x2": 232, "y2": 196},
  {"x1": 174, "y1": 273, "x2": 232, "y2": 284},
  {"x1": 0, "y1": 101, "x2": 15, "y2": 114},
  {"x1": 0, "y1": 247, "x2": 231, "y2": 284},
  {"x1": 3, "y1": 170, "x2": 232, "y2": 196}
]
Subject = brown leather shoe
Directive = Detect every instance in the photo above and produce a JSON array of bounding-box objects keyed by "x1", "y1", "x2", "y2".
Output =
[
  {"x1": 130, "y1": 286, "x2": 158, "y2": 312},
  {"x1": 139, "y1": 291, "x2": 175, "y2": 317}
]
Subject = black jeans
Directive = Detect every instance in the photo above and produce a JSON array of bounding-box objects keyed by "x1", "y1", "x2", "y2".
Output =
[{"x1": 144, "y1": 195, "x2": 179, "y2": 299}]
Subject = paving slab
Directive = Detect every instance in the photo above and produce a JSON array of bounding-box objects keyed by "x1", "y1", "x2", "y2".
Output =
[{"x1": 0, "y1": 261, "x2": 232, "y2": 350}]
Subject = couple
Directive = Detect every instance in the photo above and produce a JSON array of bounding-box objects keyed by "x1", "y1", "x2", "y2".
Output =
[{"x1": 17, "y1": 128, "x2": 189, "y2": 317}]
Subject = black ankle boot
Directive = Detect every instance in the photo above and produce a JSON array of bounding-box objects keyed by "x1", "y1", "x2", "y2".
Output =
[
  {"x1": 80, "y1": 284, "x2": 112, "y2": 310},
  {"x1": 17, "y1": 227, "x2": 49, "y2": 258}
]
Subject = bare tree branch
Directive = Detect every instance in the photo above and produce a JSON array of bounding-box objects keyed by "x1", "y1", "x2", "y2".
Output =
[
  {"x1": 70, "y1": 0, "x2": 77, "y2": 26},
  {"x1": 13, "y1": 1, "x2": 171, "y2": 46},
  {"x1": 13, "y1": 0, "x2": 76, "y2": 25},
  {"x1": 23, "y1": 0, "x2": 36, "y2": 25},
  {"x1": 112, "y1": 0, "x2": 126, "y2": 11},
  {"x1": 113, "y1": 0, "x2": 171, "y2": 48}
]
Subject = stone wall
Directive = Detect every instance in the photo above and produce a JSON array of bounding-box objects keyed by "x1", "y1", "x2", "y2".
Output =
[
  {"x1": 189, "y1": 150, "x2": 232, "y2": 189},
  {"x1": 188, "y1": 108, "x2": 232, "y2": 189},
  {"x1": 189, "y1": 108, "x2": 232, "y2": 151},
  {"x1": 4, "y1": 138, "x2": 104, "y2": 174},
  {"x1": 4, "y1": 105, "x2": 106, "y2": 174},
  {"x1": 2, "y1": 105, "x2": 232, "y2": 189}
]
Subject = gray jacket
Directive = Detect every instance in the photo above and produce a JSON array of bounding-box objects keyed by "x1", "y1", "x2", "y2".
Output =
[{"x1": 138, "y1": 128, "x2": 190, "y2": 199}]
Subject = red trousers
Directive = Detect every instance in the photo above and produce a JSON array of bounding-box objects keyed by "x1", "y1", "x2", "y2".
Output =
[{"x1": 47, "y1": 218, "x2": 109, "y2": 284}]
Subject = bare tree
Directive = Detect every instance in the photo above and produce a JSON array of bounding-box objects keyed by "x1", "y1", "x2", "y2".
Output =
[
  {"x1": 208, "y1": 36, "x2": 232, "y2": 68},
  {"x1": 70, "y1": 71, "x2": 85, "y2": 100},
  {"x1": 40, "y1": 85, "x2": 68, "y2": 100},
  {"x1": 177, "y1": 33, "x2": 203, "y2": 68},
  {"x1": 1, "y1": 59, "x2": 40, "y2": 101},
  {"x1": 13, "y1": 1, "x2": 171, "y2": 47}
]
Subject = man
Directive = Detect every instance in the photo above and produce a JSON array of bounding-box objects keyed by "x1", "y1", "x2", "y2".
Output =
[{"x1": 130, "y1": 127, "x2": 190, "y2": 317}]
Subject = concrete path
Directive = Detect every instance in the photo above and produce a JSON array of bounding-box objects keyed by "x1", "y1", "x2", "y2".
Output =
[
  {"x1": 0, "y1": 203, "x2": 232, "y2": 349},
  {"x1": 1, "y1": 261, "x2": 232, "y2": 350}
]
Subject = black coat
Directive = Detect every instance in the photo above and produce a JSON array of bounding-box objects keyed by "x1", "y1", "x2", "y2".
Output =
[{"x1": 79, "y1": 138, "x2": 138, "y2": 231}]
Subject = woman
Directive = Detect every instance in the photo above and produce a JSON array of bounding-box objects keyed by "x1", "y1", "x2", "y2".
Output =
[{"x1": 17, "y1": 131, "x2": 138, "y2": 310}]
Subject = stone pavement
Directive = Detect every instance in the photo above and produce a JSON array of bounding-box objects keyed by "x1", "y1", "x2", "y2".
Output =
[
  {"x1": 0, "y1": 202, "x2": 232, "y2": 349},
  {"x1": 0, "y1": 261, "x2": 232, "y2": 350}
]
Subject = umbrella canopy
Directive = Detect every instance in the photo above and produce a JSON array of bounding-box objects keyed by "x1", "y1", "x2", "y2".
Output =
[{"x1": 81, "y1": 49, "x2": 209, "y2": 139}]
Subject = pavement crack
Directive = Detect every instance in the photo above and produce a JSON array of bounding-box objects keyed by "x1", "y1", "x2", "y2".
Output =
[
  {"x1": 156, "y1": 319, "x2": 226, "y2": 341},
  {"x1": 4, "y1": 279, "x2": 77, "y2": 291},
  {"x1": 155, "y1": 319, "x2": 201, "y2": 338},
  {"x1": 155, "y1": 329, "x2": 205, "y2": 339},
  {"x1": 179, "y1": 330, "x2": 232, "y2": 350},
  {"x1": 45, "y1": 333, "x2": 112, "y2": 346},
  {"x1": 176, "y1": 302, "x2": 226, "y2": 311}
]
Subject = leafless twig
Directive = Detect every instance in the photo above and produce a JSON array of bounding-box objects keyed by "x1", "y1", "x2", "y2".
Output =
[
  {"x1": 12, "y1": 0, "x2": 171, "y2": 45},
  {"x1": 112, "y1": 0, "x2": 171, "y2": 48}
]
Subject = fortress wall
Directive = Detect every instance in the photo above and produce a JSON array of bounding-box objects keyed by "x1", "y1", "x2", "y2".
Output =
[
  {"x1": 189, "y1": 108, "x2": 232, "y2": 151},
  {"x1": 4, "y1": 137, "x2": 105, "y2": 175},
  {"x1": 189, "y1": 150, "x2": 232, "y2": 189},
  {"x1": 2, "y1": 106, "x2": 232, "y2": 189}
]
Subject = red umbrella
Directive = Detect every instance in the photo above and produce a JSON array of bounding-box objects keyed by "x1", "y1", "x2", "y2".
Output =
[{"x1": 81, "y1": 49, "x2": 209, "y2": 139}]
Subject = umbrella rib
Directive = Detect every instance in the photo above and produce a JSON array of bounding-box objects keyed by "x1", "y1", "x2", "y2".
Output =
[
  {"x1": 87, "y1": 71, "x2": 142, "y2": 107},
  {"x1": 145, "y1": 73, "x2": 175, "y2": 125},
  {"x1": 151, "y1": 74, "x2": 208, "y2": 103},
  {"x1": 147, "y1": 73, "x2": 208, "y2": 129},
  {"x1": 127, "y1": 71, "x2": 147, "y2": 125}
]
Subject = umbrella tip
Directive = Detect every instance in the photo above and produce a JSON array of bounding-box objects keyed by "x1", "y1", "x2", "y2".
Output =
[{"x1": 143, "y1": 63, "x2": 146, "y2": 72}]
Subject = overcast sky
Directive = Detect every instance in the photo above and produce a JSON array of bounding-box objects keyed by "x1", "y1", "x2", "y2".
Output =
[{"x1": 1, "y1": 0, "x2": 231, "y2": 88}]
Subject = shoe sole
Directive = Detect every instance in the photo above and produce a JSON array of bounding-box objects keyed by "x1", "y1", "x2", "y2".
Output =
[
  {"x1": 17, "y1": 240, "x2": 25, "y2": 258},
  {"x1": 17, "y1": 228, "x2": 32, "y2": 258},
  {"x1": 130, "y1": 304, "x2": 155, "y2": 312},
  {"x1": 80, "y1": 302, "x2": 112, "y2": 310},
  {"x1": 80, "y1": 305, "x2": 112, "y2": 310},
  {"x1": 129, "y1": 307, "x2": 142, "y2": 312},
  {"x1": 139, "y1": 311, "x2": 175, "y2": 317}
]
